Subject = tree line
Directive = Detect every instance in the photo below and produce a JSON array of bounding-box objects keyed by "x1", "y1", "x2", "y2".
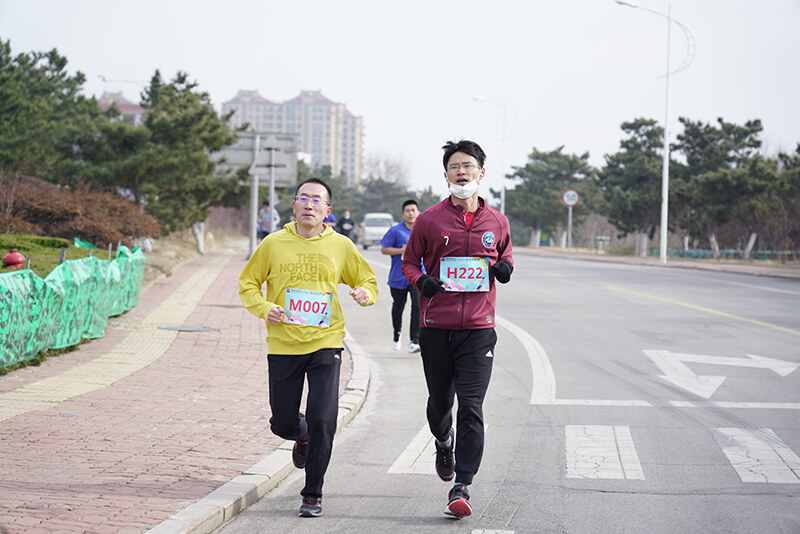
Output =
[
  {"x1": 2, "y1": 39, "x2": 797, "y2": 259},
  {"x1": 504, "y1": 118, "x2": 799, "y2": 259}
]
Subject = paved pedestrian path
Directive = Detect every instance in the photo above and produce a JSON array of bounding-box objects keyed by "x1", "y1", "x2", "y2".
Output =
[{"x1": 0, "y1": 241, "x2": 366, "y2": 533}]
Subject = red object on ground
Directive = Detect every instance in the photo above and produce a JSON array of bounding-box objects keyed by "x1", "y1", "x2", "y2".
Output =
[{"x1": 2, "y1": 248, "x2": 26, "y2": 270}]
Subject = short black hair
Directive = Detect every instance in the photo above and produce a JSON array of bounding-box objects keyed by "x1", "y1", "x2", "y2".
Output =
[
  {"x1": 402, "y1": 199, "x2": 418, "y2": 210},
  {"x1": 295, "y1": 177, "x2": 333, "y2": 203},
  {"x1": 442, "y1": 139, "x2": 486, "y2": 170}
]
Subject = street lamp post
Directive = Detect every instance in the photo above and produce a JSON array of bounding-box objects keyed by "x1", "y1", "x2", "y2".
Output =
[
  {"x1": 615, "y1": 0, "x2": 695, "y2": 263},
  {"x1": 472, "y1": 95, "x2": 513, "y2": 215}
]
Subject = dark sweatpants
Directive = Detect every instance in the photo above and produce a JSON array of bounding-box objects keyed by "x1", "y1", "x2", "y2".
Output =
[
  {"x1": 390, "y1": 285, "x2": 420, "y2": 343},
  {"x1": 419, "y1": 327, "x2": 496, "y2": 485},
  {"x1": 267, "y1": 348, "x2": 342, "y2": 497}
]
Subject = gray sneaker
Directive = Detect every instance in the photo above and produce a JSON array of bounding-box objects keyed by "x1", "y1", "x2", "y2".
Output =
[
  {"x1": 299, "y1": 495, "x2": 322, "y2": 517},
  {"x1": 435, "y1": 428, "x2": 455, "y2": 482}
]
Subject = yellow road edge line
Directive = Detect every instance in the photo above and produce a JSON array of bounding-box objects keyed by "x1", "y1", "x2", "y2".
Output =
[{"x1": 606, "y1": 285, "x2": 800, "y2": 337}]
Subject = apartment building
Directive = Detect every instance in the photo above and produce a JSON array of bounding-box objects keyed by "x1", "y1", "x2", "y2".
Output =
[
  {"x1": 220, "y1": 89, "x2": 363, "y2": 187},
  {"x1": 97, "y1": 92, "x2": 146, "y2": 127}
]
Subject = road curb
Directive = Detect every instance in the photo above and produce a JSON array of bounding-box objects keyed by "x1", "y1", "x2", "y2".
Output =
[{"x1": 145, "y1": 330, "x2": 370, "y2": 534}]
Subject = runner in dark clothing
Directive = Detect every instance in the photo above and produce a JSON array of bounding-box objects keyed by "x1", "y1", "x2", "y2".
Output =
[{"x1": 402, "y1": 139, "x2": 513, "y2": 518}]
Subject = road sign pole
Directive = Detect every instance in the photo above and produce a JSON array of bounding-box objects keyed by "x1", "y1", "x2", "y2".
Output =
[
  {"x1": 248, "y1": 134, "x2": 261, "y2": 258},
  {"x1": 269, "y1": 148, "x2": 276, "y2": 233},
  {"x1": 568, "y1": 206, "x2": 573, "y2": 252}
]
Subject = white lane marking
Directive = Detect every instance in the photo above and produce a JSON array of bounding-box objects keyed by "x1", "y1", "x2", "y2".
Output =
[
  {"x1": 710, "y1": 428, "x2": 800, "y2": 483},
  {"x1": 723, "y1": 280, "x2": 800, "y2": 296},
  {"x1": 565, "y1": 425, "x2": 645, "y2": 480},
  {"x1": 495, "y1": 315, "x2": 556, "y2": 404},
  {"x1": 492, "y1": 317, "x2": 800, "y2": 409},
  {"x1": 388, "y1": 423, "x2": 489, "y2": 475},
  {"x1": 552, "y1": 399, "x2": 800, "y2": 410},
  {"x1": 646, "y1": 350, "x2": 798, "y2": 399},
  {"x1": 472, "y1": 530, "x2": 516, "y2": 534},
  {"x1": 388, "y1": 424, "x2": 436, "y2": 475},
  {"x1": 645, "y1": 349, "x2": 726, "y2": 399}
]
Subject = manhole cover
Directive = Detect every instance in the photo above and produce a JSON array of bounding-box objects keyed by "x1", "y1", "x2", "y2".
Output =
[{"x1": 158, "y1": 326, "x2": 212, "y2": 332}]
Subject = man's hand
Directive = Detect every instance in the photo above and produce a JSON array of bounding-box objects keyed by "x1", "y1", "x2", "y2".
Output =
[
  {"x1": 490, "y1": 260, "x2": 513, "y2": 284},
  {"x1": 350, "y1": 287, "x2": 370, "y2": 305},
  {"x1": 267, "y1": 306, "x2": 285, "y2": 325},
  {"x1": 418, "y1": 274, "x2": 446, "y2": 298}
]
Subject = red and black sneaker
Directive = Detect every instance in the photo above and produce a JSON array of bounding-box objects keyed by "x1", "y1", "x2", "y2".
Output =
[
  {"x1": 434, "y1": 428, "x2": 454, "y2": 482},
  {"x1": 444, "y1": 483, "x2": 472, "y2": 518},
  {"x1": 292, "y1": 440, "x2": 308, "y2": 469}
]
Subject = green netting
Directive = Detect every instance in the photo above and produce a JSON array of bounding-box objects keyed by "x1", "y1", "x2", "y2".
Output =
[{"x1": 0, "y1": 250, "x2": 146, "y2": 367}]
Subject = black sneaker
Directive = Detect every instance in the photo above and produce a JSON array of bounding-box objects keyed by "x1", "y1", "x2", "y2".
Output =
[
  {"x1": 444, "y1": 483, "x2": 471, "y2": 518},
  {"x1": 298, "y1": 495, "x2": 322, "y2": 517},
  {"x1": 292, "y1": 440, "x2": 308, "y2": 469},
  {"x1": 434, "y1": 428, "x2": 454, "y2": 482}
]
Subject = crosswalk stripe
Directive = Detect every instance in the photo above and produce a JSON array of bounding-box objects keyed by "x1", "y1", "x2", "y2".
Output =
[
  {"x1": 388, "y1": 424, "x2": 436, "y2": 475},
  {"x1": 711, "y1": 427, "x2": 800, "y2": 484},
  {"x1": 565, "y1": 425, "x2": 645, "y2": 480}
]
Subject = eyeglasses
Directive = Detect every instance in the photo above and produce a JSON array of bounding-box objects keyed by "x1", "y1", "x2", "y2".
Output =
[
  {"x1": 447, "y1": 162, "x2": 479, "y2": 172},
  {"x1": 295, "y1": 196, "x2": 329, "y2": 207}
]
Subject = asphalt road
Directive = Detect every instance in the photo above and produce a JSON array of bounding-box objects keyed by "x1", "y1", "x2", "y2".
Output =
[{"x1": 215, "y1": 250, "x2": 800, "y2": 534}]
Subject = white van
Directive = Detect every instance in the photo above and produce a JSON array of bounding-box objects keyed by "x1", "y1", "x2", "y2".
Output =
[{"x1": 361, "y1": 212, "x2": 394, "y2": 249}]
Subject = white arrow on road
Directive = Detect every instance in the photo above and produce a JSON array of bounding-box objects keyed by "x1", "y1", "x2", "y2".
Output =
[{"x1": 644, "y1": 350, "x2": 798, "y2": 399}]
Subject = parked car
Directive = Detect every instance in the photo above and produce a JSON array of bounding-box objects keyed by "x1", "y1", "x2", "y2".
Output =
[{"x1": 361, "y1": 212, "x2": 394, "y2": 249}]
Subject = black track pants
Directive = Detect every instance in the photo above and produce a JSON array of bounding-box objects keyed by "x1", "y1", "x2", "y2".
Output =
[
  {"x1": 419, "y1": 327, "x2": 496, "y2": 485},
  {"x1": 267, "y1": 348, "x2": 342, "y2": 497},
  {"x1": 390, "y1": 285, "x2": 420, "y2": 343}
]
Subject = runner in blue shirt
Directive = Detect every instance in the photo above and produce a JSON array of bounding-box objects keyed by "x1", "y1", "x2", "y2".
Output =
[{"x1": 380, "y1": 199, "x2": 421, "y2": 353}]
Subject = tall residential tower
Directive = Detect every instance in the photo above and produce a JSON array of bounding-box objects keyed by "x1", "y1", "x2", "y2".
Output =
[{"x1": 221, "y1": 89, "x2": 363, "y2": 187}]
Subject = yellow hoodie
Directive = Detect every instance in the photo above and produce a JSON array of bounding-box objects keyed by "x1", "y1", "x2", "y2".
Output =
[{"x1": 239, "y1": 222, "x2": 378, "y2": 355}]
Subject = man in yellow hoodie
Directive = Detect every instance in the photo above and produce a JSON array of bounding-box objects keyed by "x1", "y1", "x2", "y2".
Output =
[{"x1": 239, "y1": 177, "x2": 378, "y2": 518}]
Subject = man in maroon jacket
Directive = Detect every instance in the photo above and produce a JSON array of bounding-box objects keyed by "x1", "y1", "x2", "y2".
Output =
[{"x1": 402, "y1": 139, "x2": 513, "y2": 519}]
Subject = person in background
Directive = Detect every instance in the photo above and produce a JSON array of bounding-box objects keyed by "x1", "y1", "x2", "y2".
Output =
[
  {"x1": 380, "y1": 199, "x2": 421, "y2": 353},
  {"x1": 323, "y1": 209, "x2": 336, "y2": 226},
  {"x1": 336, "y1": 210, "x2": 355, "y2": 242},
  {"x1": 257, "y1": 200, "x2": 281, "y2": 240},
  {"x1": 402, "y1": 139, "x2": 513, "y2": 519},
  {"x1": 239, "y1": 178, "x2": 378, "y2": 518}
]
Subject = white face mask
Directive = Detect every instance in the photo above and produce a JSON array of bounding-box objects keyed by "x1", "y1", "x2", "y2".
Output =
[{"x1": 448, "y1": 179, "x2": 480, "y2": 199}]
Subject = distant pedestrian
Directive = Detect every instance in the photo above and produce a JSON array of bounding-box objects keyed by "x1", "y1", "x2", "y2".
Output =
[
  {"x1": 239, "y1": 178, "x2": 378, "y2": 518},
  {"x1": 380, "y1": 199, "x2": 421, "y2": 353},
  {"x1": 336, "y1": 210, "x2": 355, "y2": 242},
  {"x1": 257, "y1": 200, "x2": 280, "y2": 240},
  {"x1": 402, "y1": 139, "x2": 513, "y2": 519}
]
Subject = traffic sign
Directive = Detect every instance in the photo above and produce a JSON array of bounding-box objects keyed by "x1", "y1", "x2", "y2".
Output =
[
  {"x1": 211, "y1": 131, "x2": 298, "y2": 187},
  {"x1": 562, "y1": 189, "x2": 580, "y2": 207}
]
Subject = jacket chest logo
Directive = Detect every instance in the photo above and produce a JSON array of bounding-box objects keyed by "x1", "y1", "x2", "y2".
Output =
[
  {"x1": 482, "y1": 231, "x2": 496, "y2": 248},
  {"x1": 441, "y1": 231, "x2": 450, "y2": 246}
]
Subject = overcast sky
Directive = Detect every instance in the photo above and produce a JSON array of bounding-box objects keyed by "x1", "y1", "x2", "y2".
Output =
[{"x1": 2, "y1": 0, "x2": 799, "y2": 198}]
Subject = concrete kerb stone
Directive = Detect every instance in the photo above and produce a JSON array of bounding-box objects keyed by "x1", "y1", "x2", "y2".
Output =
[{"x1": 145, "y1": 330, "x2": 371, "y2": 534}]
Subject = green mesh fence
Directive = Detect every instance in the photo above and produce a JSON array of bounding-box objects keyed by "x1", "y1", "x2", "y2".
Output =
[{"x1": 0, "y1": 247, "x2": 146, "y2": 367}]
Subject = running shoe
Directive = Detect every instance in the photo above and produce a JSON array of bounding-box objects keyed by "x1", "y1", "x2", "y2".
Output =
[
  {"x1": 298, "y1": 495, "x2": 322, "y2": 517},
  {"x1": 292, "y1": 440, "x2": 308, "y2": 469},
  {"x1": 435, "y1": 428, "x2": 455, "y2": 481},
  {"x1": 408, "y1": 342, "x2": 421, "y2": 353},
  {"x1": 444, "y1": 483, "x2": 472, "y2": 518},
  {"x1": 391, "y1": 339, "x2": 401, "y2": 351}
]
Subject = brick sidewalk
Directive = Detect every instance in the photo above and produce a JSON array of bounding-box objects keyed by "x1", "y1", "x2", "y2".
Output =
[{"x1": 0, "y1": 241, "x2": 355, "y2": 533}]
